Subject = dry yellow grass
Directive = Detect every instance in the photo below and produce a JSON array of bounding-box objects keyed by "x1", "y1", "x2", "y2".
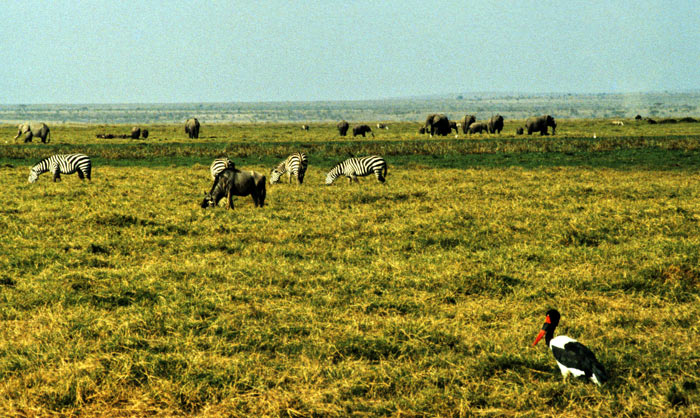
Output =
[{"x1": 0, "y1": 122, "x2": 699, "y2": 416}]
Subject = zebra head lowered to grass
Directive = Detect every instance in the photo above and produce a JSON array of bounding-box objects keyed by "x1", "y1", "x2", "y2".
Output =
[
  {"x1": 270, "y1": 152, "x2": 308, "y2": 185},
  {"x1": 28, "y1": 154, "x2": 92, "y2": 183},
  {"x1": 325, "y1": 155, "x2": 387, "y2": 185},
  {"x1": 210, "y1": 157, "x2": 235, "y2": 180}
]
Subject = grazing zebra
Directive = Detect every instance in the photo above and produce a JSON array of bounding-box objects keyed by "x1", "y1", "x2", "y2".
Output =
[
  {"x1": 210, "y1": 157, "x2": 235, "y2": 180},
  {"x1": 325, "y1": 155, "x2": 387, "y2": 185},
  {"x1": 28, "y1": 154, "x2": 91, "y2": 183},
  {"x1": 270, "y1": 152, "x2": 308, "y2": 185}
]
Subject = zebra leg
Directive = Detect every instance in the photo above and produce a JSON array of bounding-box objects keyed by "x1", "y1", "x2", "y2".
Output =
[
  {"x1": 53, "y1": 171, "x2": 61, "y2": 182},
  {"x1": 375, "y1": 169, "x2": 386, "y2": 183},
  {"x1": 77, "y1": 170, "x2": 85, "y2": 180}
]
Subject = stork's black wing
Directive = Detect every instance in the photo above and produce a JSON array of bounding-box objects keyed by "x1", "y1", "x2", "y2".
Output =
[{"x1": 552, "y1": 341, "x2": 607, "y2": 382}]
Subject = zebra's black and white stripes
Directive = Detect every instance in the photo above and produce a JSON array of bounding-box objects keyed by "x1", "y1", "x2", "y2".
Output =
[
  {"x1": 28, "y1": 154, "x2": 92, "y2": 183},
  {"x1": 270, "y1": 152, "x2": 308, "y2": 185},
  {"x1": 325, "y1": 155, "x2": 387, "y2": 185},
  {"x1": 210, "y1": 157, "x2": 235, "y2": 180}
]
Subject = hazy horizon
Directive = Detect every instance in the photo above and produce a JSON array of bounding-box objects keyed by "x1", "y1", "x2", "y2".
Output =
[
  {"x1": 0, "y1": 89, "x2": 700, "y2": 107},
  {"x1": 2, "y1": 1, "x2": 698, "y2": 104},
  {"x1": 2, "y1": 89, "x2": 700, "y2": 107},
  {"x1": 2, "y1": 91, "x2": 697, "y2": 124}
]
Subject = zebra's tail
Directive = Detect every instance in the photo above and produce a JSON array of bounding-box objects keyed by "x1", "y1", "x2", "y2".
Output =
[{"x1": 383, "y1": 162, "x2": 388, "y2": 179}]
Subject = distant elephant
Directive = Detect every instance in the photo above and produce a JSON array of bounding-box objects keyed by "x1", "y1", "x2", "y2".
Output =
[
  {"x1": 141, "y1": 129, "x2": 149, "y2": 139},
  {"x1": 525, "y1": 115, "x2": 556, "y2": 135},
  {"x1": 337, "y1": 120, "x2": 349, "y2": 136},
  {"x1": 301, "y1": 124, "x2": 309, "y2": 131},
  {"x1": 424, "y1": 114, "x2": 451, "y2": 136},
  {"x1": 449, "y1": 121, "x2": 458, "y2": 133},
  {"x1": 487, "y1": 114, "x2": 504, "y2": 134},
  {"x1": 185, "y1": 118, "x2": 200, "y2": 139},
  {"x1": 468, "y1": 121, "x2": 488, "y2": 134},
  {"x1": 352, "y1": 124, "x2": 374, "y2": 137},
  {"x1": 516, "y1": 127, "x2": 524, "y2": 135},
  {"x1": 131, "y1": 127, "x2": 141, "y2": 139},
  {"x1": 459, "y1": 115, "x2": 476, "y2": 134},
  {"x1": 14, "y1": 122, "x2": 50, "y2": 143}
]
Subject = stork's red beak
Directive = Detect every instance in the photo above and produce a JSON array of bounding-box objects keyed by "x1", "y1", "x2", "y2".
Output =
[
  {"x1": 533, "y1": 314, "x2": 551, "y2": 346},
  {"x1": 532, "y1": 329, "x2": 546, "y2": 346}
]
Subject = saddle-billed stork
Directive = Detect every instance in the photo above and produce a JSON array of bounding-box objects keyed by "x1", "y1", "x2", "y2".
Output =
[{"x1": 532, "y1": 309, "x2": 608, "y2": 385}]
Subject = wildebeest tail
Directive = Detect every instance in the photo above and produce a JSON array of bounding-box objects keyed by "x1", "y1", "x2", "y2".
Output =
[{"x1": 258, "y1": 174, "x2": 266, "y2": 207}]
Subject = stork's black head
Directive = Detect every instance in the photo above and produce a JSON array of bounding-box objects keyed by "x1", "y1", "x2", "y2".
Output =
[
  {"x1": 544, "y1": 309, "x2": 561, "y2": 328},
  {"x1": 533, "y1": 309, "x2": 561, "y2": 346}
]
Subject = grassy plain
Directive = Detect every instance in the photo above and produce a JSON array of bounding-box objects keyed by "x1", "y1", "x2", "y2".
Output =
[{"x1": 0, "y1": 119, "x2": 699, "y2": 417}]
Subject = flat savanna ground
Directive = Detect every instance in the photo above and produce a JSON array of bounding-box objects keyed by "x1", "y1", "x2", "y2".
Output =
[{"x1": 0, "y1": 119, "x2": 699, "y2": 417}]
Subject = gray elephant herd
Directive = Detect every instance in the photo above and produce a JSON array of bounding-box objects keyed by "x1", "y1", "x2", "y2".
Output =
[
  {"x1": 419, "y1": 114, "x2": 556, "y2": 137},
  {"x1": 11, "y1": 114, "x2": 557, "y2": 144},
  {"x1": 336, "y1": 121, "x2": 377, "y2": 138},
  {"x1": 12, "y1": 118, "x2": 201, "y2": 143}
]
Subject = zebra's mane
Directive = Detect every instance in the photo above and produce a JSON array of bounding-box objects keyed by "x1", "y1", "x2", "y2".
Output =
[
  {"x1": 31, "y1": 156, "x2": 52, "y2": 169},
  {"x1": 330, "y1": 160, "x2": 346, "y2": 171}
]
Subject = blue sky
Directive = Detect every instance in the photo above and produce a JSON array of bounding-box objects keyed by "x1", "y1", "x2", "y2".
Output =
[{"x1": 1, "y1": 1, "x2": 698, "y2": 104}]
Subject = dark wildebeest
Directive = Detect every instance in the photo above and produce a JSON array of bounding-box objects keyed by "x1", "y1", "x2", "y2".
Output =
[
  {"x1": 353, "y1": 124, "x2": 374, "y2": 137},
  {"x1": 201, "y1": 168, "x2": 266, "y2": 210},
  {"x1": 141, "y1": 129, "x2": 149, "y2": 139}
]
